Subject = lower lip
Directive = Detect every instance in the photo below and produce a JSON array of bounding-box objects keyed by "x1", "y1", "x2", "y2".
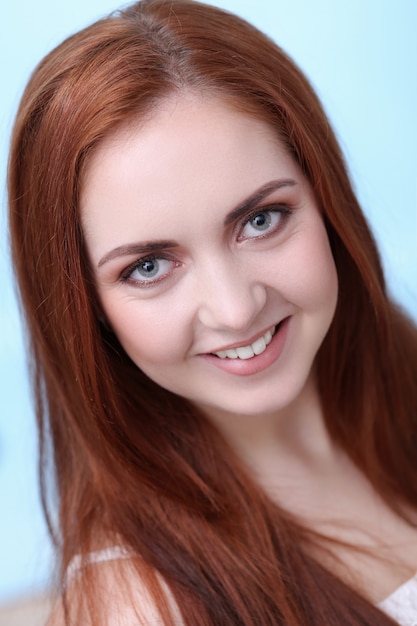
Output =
[{"x1": 201, "y1": 317, "x2": 291, "y2": 377}]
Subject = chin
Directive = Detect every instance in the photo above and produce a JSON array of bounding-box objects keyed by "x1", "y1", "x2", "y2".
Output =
[{"x1": 196, "y1": 377, "x2": 314, "y2": 423}]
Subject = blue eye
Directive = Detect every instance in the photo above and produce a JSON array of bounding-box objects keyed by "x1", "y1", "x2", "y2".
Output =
[
  {"x1": 137, "y1": 258, "x2": 160, "y2": 278},
  {"x1": 240, "y1": 208, "x2": 287, "y2": 240},
  {"x1": 249, "y1": 212, "x2": 273, "y2": 231},
  {"x1": 122, "y1": 257, "x2": 174, "y2": 285}
]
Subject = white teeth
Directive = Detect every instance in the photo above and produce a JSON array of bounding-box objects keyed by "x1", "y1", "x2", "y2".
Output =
[
  {"x1": 252, "y1": 335, "x2": 266, "y2": 355},
  {"x1": 235, "y1": 345, "x2": 255, "y2": 360},
  {"x1": 213, "y1": 326, "x2": 276, "y2": 360}
]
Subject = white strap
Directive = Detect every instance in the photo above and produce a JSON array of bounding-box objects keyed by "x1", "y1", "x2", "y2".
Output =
[
  {"x1": 378, "y1": 573, "x2": 417, "y2": 626},
  {"x1": 66, "y1": 545, "x2": 133, "y2": 581}
]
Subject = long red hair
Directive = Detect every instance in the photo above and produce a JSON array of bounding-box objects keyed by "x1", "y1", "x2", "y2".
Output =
[{"x1": 8, "y1": 1, "x2": 417, "y2": 624}]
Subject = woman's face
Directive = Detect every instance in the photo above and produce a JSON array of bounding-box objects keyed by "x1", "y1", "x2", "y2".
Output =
[{"x1": 81, "y1": 96, "x2": 338, "y2": 421}]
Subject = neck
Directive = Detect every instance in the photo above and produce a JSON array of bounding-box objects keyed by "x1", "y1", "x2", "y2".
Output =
[{"x1": 199, "y1": 373, "x2": 338, "y2": 480}]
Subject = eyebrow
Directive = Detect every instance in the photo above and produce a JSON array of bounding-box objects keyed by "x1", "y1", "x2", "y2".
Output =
[
  {"x1": 98, "y1": 240, "x2": 178, "y2": 268},
  {"x1": 223, "y1": 178, "x2": 297, "y2": 226},
  {"x1": 97, "y1": 178, "x2": 297, "y2": 269}
]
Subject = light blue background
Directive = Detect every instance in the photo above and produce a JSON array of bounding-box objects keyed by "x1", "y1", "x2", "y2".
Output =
[{"x1": 0, "y1": 0, "x2": 416, "y2": 603}]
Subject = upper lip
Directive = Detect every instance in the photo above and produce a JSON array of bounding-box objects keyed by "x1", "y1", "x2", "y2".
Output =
[{"x1": 205, "y1": 321, "x2": 281, "y2": 355}]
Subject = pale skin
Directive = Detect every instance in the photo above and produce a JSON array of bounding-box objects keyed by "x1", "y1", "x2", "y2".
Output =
[{"x1": 51, "y1": 94, "x2": 417, "y2": 622}]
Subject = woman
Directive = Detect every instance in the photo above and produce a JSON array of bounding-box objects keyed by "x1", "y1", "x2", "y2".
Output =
[{"x1": 8, "y1": 0, "x2": 417, "y2": 624}]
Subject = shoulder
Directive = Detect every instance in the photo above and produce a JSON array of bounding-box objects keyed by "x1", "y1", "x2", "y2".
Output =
[{"x1": 47, "y1": 548, "x2": 183, "y2": 625}]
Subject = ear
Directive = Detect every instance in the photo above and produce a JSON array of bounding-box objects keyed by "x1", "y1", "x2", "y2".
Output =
[
  {"x1": 93, "y1": 298, "x2": 112, "y2": 332},
  {"x1": 99, "y1": 316, "x2": 113, "y2": 332}
]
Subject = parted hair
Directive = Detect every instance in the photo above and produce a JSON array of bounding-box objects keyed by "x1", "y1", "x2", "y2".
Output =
[{"x1": 8, "y1": 1, "x2": 417, "y2": 624}]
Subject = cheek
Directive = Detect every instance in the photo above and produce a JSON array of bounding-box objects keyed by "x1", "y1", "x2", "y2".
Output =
[
  {"x1": 276, "y1": 224, "x2": 338, "y2": 312},
  {"x1": 302, "y1": 239, "x2": 337, "y2": 310},
  {"x1": 102, "y1": 296, "x2": 190, "y2": 366}
]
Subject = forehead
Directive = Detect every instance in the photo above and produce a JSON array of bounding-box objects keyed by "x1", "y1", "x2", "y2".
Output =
[
  {"x1": 82, "y1": 93, "x2": 285, "y2": 186},
  {"x1": 80, "y1": 95, "x2": 301, "y2": 255}
]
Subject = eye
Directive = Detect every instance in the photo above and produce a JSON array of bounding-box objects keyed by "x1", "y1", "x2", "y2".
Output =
[
  {"x1": 121, "y1": 256, "x2": 176, "y2": 286},
  {"x1": 239, "y1": 207, "x2": 291, "y2": 240}
]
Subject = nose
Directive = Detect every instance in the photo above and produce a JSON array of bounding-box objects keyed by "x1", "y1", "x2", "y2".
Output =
[{"x1": 195, "y1": 257, "x2": 267, "y2": 332}]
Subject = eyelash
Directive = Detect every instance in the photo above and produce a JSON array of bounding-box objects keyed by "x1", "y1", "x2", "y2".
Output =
[
  {"x1": 120, "y1": 204, "x2": 294, "y2": 287},
  {"x1": 238, "y1": 204, "x2": 293, "y2": 241},
  {"x1": 120, "y1": 256, "x2": 179, "y2": 287}
]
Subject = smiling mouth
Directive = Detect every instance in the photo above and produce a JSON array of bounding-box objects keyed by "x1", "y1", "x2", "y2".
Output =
[{"x1": 211, "y1": 324, "x2": 277, "y2": 360}]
